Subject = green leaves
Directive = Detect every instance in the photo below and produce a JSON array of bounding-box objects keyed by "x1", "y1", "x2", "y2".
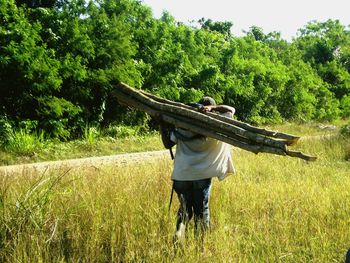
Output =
[
  {"x1": 36, "y1": 96, "x2": 82, "y2": 139},
  {"x1": 1, "y1": 0, "x2": 349, "y2": 139}
]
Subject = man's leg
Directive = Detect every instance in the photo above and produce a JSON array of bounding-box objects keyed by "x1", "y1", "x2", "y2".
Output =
[
  {"x1": 173, "y1": 180, "x2": 193, "y2": 240},
  {"x1": 192, "y1": 178, "x2": 212, "y2": 234},
  {"x1": 346, "y1": 248, "x2": 350, "y2": 263}
]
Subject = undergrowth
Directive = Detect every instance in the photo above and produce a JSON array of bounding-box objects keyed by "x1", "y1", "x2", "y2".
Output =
[
  {"x1": 1, "y1": 121, "x2": 348, "y2": 166},
  {"x1": 0, "y1": 125, "x2": 162, "y2": 166}
]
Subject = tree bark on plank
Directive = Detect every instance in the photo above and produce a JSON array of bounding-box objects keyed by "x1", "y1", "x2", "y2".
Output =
[
  {"x1": 140, "y1": 89, "x2": 300, "y2": 145},
  {"x1": 116, "y1": 83, "x2": 288, "y2": 150},
  {"x1": 164, "y1": 111, "x2": 265, "y2": 146},
  {"x1": 112, "y1": 89, "x2": 287, "y2": 156}
]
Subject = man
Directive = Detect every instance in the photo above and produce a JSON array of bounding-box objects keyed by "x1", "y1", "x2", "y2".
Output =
[{"x1": 159, "y1": 96, "x2": 235, "y2": 241}]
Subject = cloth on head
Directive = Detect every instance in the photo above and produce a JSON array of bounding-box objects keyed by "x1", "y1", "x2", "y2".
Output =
[{"x1": 198, "y1": 96, "x2": 216, "y2": 106}]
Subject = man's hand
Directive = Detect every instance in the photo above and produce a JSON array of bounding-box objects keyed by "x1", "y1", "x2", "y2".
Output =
[
  {"x1": 152, "y1": 112, "x2": 163, "y2": 125},
  {"x1": 199, "y1": 105, "x2": 214, "y2": 113}
]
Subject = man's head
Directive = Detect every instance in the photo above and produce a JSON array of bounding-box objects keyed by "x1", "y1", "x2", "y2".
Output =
[{"x1": 198, "y1": 96, "x2": 216, "y2": 106}]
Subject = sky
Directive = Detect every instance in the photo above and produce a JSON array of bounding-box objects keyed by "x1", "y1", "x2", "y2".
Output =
[{"x1": 141, "y1": 0, "x2": 350, "y2": 41}]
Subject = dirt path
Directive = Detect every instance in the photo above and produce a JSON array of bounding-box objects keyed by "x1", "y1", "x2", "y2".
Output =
[{"x1": 0, "y1": 150, "x2": 171, "y2": 175}]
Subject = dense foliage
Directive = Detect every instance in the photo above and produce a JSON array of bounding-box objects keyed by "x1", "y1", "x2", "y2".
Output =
[{"x1": 1, "y1": 0, "x2": 350, "y2": 139}]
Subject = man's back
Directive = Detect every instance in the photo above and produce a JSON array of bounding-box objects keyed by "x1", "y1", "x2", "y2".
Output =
[{"x1": 171, "y1": 128, "x2": 234, "y2": 181}]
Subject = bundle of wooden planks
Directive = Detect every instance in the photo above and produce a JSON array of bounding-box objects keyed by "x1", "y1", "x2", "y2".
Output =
[{"x1": 112, "y1": 82, "x2": 317, "y2": 161}]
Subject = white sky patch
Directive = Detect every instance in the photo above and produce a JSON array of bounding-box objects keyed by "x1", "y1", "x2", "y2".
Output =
[{"x1": 141, "y1": 0, "x2": 350, "y2": 41}]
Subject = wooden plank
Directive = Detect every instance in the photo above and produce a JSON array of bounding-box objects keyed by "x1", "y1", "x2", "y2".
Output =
[{"x1": 111, "y1": 83, "x2": 317, "y2": 161}]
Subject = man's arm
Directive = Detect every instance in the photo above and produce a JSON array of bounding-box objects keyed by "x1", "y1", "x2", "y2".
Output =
[
  {"x1": 200, "y1": 105, "x2": 235, "y2": 114},
  {"x1": 159, "y1": 119, "x2": 176, "y2": 149}
]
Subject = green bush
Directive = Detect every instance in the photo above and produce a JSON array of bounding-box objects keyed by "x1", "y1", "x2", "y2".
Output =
[
  {"x1": 340, "y1": 123, "x2": 350, "y2": 161},
  {"x1": 83, "y1": 126, "x2": 100, "y2": 145},
  {"x1": 36, "y1": 96, "x2": 82, "y2": 140},
  {"x1": 340, "y1": 95, "x2": 350, "y2": 118},
  {"x1": 104, "y1": 125, "x2": 139, "y2": 138},
  {"x1": 5, "y1": 129, "x2": 45, "y2": 156},
  {"x1": 0, "y1": 118, "x2": 13, "y2": 146},
  {"x1": 340, "y1": 123, "x2": 350, "y2": 138}
]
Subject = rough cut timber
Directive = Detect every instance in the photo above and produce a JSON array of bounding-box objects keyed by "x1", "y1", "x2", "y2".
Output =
[{"x1": 111, "y1": 82, "x2": 317, "y2": 161}]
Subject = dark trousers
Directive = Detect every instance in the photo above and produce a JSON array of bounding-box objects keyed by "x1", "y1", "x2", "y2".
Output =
[{"x1": 173, "y1": 178, "x2": 212, "y2": 233}]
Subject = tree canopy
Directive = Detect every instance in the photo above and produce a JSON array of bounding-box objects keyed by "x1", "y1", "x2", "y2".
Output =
[{"x1": 1, "y1": 0, "x2": 349, "y2": 139}]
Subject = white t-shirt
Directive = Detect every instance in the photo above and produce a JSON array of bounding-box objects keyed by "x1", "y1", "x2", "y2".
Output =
[{"x1": 170, "y1": 113, "x2": 235, "y2": 181}]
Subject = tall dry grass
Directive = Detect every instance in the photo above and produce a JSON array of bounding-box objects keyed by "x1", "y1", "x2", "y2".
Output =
[{"x1": 0, "y1": 135, "x2": 349, "y2": 262}]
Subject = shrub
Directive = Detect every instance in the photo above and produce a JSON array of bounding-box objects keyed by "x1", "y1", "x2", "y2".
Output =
[
  {"x1": 104, "y1": 125, "x2": 139, "y2": 138},
  {"x1": 340, "y1": 95, "x2": 350, "y2": 117},
  {"x1": 340, "y1": 123, "x2": 350, "y2": 161},
  {"x1": 36, "y1": 96, "x2": 82, "y2": 140},
  {"x1": 345, "y1": 144, "x2": 350, "y2": 161},
  {"x1": 83, "y1": 126, "x2": 100, "y2": 145},
  {"x1": 0, "y1": 118, "x2": 13, "y2": 146},
  {"x1": 5, "y1": 129, "x2": 45, "y2": 156},
  {"x1": 340, "y1": 123, "x2": 350, "y2": 138}
]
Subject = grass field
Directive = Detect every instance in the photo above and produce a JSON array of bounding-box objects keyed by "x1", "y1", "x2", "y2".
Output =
[{"x1": 1, "y1": 130, "x2": 349, "y2": 262}]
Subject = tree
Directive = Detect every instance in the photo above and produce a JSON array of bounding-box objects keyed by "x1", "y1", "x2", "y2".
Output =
[
  {"x1": 0, "y1": 0, "x2": 62, "y2": 120},
  {"x1": 1, "y1": 0, "x2": 349, "y2": 140},
  {"x1": 15, "y1": 0, "x2": 60, "y2": 8},
  {"x1": 198, "y1": 18, "x2": 233, "y2": 36},
  {"x1": 246, "y1": 26, "x2": 266, "y2": 41},
  {"x1": 295, "y1": 19, "x2": 350, "y2": 116}
]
